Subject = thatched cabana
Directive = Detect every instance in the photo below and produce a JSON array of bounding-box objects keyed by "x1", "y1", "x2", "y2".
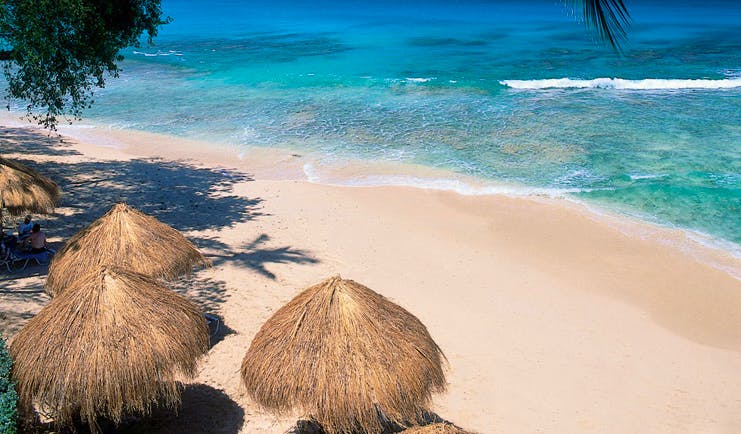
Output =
[
  {"x1": 46, "y1": 202, "x2": 209, "y2": 296},
  {"x1": 10, "y1": 267, "x2": 209, "y2": 431},
  {"x1": 401, "y1": 422, "x2": 477, "y2": 434},
  {"x1": 0, "y1": 157, "x2": 61, "y2": 235},
  {"x1": 0, "y1": 156, "x2": 61, "y2": 216},
  {"x1": 241, "y1": 276, "x2": 447, "y2": 434}
]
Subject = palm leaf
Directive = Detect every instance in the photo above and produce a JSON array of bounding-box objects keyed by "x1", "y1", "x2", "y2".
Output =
[{"x1": 570, "y1": 0, "x2": 631, "y2": 51}]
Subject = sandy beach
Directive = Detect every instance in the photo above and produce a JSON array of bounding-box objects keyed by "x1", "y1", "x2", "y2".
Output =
[{"x1": 1, "y1": 124, "x2": 740, "y2": 433}]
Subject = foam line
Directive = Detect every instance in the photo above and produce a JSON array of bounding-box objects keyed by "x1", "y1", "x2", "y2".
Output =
[
  {"x1": 302, "y1": 163, "x2": 600, "y2": 198},
  {"x1": 500, "y1": 77, "x2": 741, "y2": 90}
]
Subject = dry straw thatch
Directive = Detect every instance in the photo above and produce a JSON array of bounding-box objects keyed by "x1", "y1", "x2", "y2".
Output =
[
  {"x1": 241, "y1": 276, "x2": 447, "y2": 434},
  {"x1": 0, "y1": 156, "x2": 60, "y2": 215},
  {"x1": 10, "y1": 267, "x2": 209, "y2": 431},
  {"x1": 400, "y1": 422, "x2": 477, "y2": 434},
  {"x1": 46, "y1": 202, "x2": 209, "y2": 296}
]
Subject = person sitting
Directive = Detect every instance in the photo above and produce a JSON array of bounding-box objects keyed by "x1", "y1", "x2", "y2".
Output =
[
  {"x1": 23, "y1": 223, "x2": 47, "y2": 254},
  {"x1": 17, "y1": 215, "x2": 33, "y2": 241}
]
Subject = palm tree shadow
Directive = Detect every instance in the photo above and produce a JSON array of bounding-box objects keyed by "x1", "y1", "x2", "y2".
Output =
[{"x1": 203, "y1": 233, "x2": 319, "y2": 280}]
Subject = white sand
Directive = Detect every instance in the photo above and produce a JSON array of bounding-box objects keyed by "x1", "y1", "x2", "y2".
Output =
[{"x1": 1, "y1": 124, "x2": 740, "y2": 433}]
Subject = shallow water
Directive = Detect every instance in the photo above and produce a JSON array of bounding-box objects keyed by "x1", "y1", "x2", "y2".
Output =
[{"x1": 7, "y1": 0, "x2": 741, "y2": 246}]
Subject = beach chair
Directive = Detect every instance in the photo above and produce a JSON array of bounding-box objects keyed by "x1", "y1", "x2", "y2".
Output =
[
  {"x1": 10, "y1": 248, "x2": 55, "y2": 270},
  {"x1": 205, "y1": 313, "x2": 220, "y2": 337},
  {"x1": 0, "y1": 244, "x2": 13, "y2": 272}
]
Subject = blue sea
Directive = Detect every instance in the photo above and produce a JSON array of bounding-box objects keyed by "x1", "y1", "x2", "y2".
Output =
[{"x1": 24, "y1": 1, "x2": 741, "y2": 248}]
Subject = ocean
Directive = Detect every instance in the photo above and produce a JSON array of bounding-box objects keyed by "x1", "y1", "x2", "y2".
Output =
[{"x1": 17, "y1": 0, "x2": 741, "y2": 249}]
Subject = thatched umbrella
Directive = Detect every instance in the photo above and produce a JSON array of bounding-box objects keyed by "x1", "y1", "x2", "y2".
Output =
[
  {"x1": 401, "y1": 422, "x2": 477, "y2": 434},
  {"x1": 10, "y1": 267, "x2": 209, "y2": 431},
  {"x1": 46, "y1": 202, "x2": 209, "y2": 296},
  {"x1": 0, "y1": 156, "x2": 61, "y2": 233},
  {"x1": 241, "y1": 276, "x2": 447, "y2": 434},
  {"x1": 0, "y1": 157, "x2": 60, "y2": 215}
]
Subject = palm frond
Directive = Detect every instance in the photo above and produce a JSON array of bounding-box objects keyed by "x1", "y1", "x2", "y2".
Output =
[{"x1": 570, "y1": 0, "x2": 631, "y2": 51}]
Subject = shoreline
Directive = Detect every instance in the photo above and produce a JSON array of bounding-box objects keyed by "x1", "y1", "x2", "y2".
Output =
[
  {"x1": 2, "y1": 121, "x2": 741, "y2": 432},
  {"x1": 18, "y1": 114, "x2": 737, "y2": 280}
]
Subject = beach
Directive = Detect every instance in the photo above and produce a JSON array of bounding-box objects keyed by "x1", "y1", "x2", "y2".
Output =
[{"x1": 1, "y1": 124, "x2": 740, "y2": 433}]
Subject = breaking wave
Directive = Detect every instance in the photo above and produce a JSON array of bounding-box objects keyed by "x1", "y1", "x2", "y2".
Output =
[{"x1": 499, "y1": 77, "x2": 741, "y2": 90}]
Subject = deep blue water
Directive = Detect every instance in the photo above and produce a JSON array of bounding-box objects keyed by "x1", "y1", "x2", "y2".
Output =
[{"x1": 28, "y1": 1, "x2": 741, "y2": 245}]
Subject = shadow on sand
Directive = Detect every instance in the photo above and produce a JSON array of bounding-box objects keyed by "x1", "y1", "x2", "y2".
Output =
[
  {"x1": 201, "y1": 233, "x2": 320, "y2": 280},
  {"x1": 22, "y1": 384, "x2": 244, "y2": 434},
  {"x1": 0, "y1": 127, "x2": 81, "y2": 156},
  {"x1": 116, "y1": 384, "x2": 245, "y2": 434},
  {"x1": 1, "y1": 127, "x2": 319, "y2": 333},
  {"x1": 288, "y1": 412, "x2": 470, "y2": 434}
]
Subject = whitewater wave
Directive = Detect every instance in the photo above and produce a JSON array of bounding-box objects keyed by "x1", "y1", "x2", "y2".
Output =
[
  {"x1": 302, "y1": 163, "x2": 601, "y2": 198},
  {"x1": 405, "y1": 77, "x2": 435, "y2": 83},
  {"x1": 132, "y1": 50, "x2": 183, "y2": 57},
  {"x1": 499, "y1": 77, "x2": 741, "y2": 90},
  {"x1": 629, "y1": 173, "x2": 667, "y2": 181}
]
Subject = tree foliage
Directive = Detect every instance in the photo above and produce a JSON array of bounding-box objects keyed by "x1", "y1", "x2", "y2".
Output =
[
  {"x1": 0, "y1": 337, "x2": 17, "y2": 434},
  {"x1": 0, "y1": 0, "x2": 170, "y2": 129}
]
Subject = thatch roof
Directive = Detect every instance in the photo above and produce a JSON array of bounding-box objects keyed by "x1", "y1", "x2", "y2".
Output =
[
  {"x1": 10, "y1": 267, "x2": 209, "y2": 431},
  {"x1": 0, "y1": 156, "x2": 60, "y2": 215},
  {"x1": 401, "y1": 422, "x2": 477, "y2": 434},
  {"x1": 241, "y1": 276, "x2": 447, "y2": 434},
  {"x1": 46, "y1": 202, "x2": 209, "y2": 296}
]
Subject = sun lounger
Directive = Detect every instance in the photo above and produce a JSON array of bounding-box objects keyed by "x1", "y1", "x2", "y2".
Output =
[
  {"x1": 9, "y1": 249, "x2": 54, "y2": 270},
  {"x1": 0, "y1": 245, "x2": 13, "y2": 272},
  {"x1": 205, "y1": 313, "x2": 220, "y2": 337}
]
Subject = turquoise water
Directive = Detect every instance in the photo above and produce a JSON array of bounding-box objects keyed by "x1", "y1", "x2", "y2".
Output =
[{"x1": 23, "y1": 1, "x2": 741, "y2": 245}]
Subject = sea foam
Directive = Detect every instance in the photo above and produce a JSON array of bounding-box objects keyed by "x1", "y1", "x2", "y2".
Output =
[
  {"x1": 499, "y1": 77, "x2": 741, "y2": 90},
  {"x1": 132, "y1": 50, "x2": 183, "y2": 57},
  {"x1": 302, "y1": 163, "x2": 598, "y2": 198},
  {"x1": 405, "y1": 77, "x2": 435, "y2": 83}
]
